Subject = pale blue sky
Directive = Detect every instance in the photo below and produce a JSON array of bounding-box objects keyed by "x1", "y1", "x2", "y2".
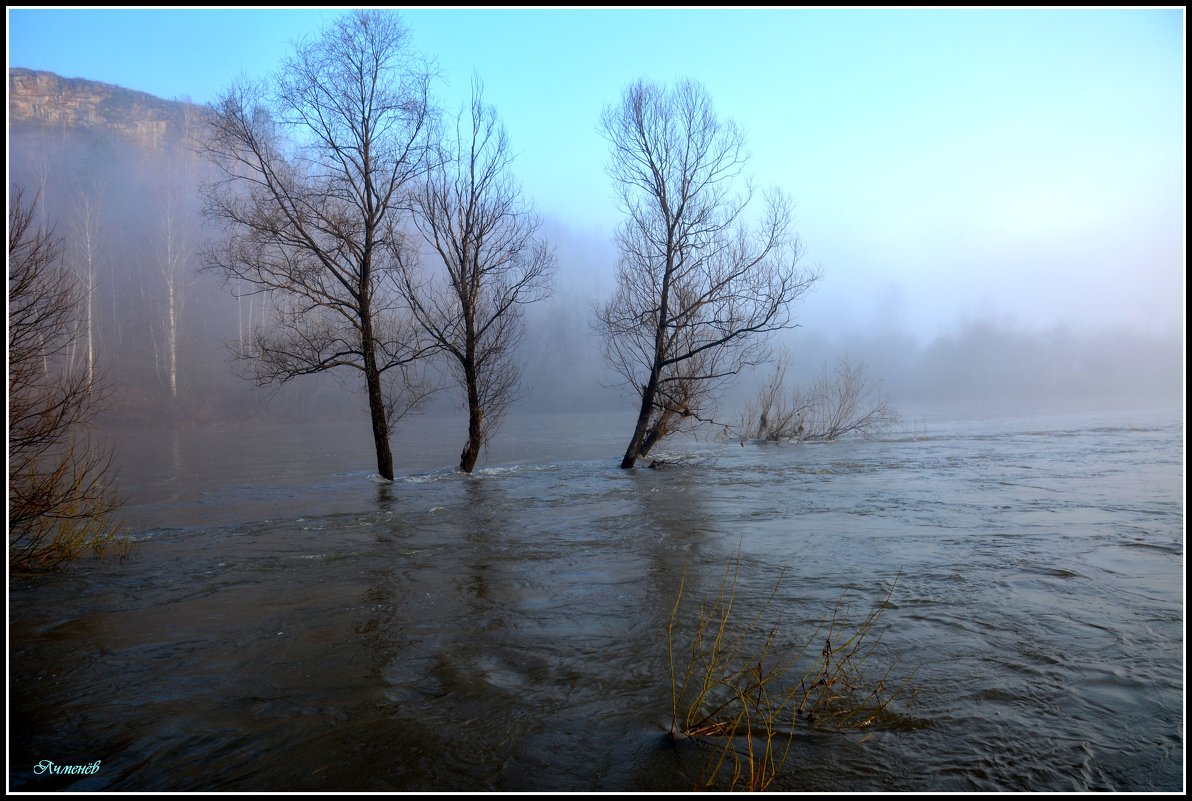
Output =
[{"x1": 7, "y1": 7, "x2": 1185, "y2": 341}]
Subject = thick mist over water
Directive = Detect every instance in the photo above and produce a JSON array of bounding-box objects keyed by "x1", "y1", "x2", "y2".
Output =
[{"x1": 514, "y1": 217, "x2": 1187, "y2": 419}]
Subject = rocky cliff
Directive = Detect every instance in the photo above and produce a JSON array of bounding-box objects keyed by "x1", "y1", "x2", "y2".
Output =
[{"x1": 9, "y1": 67, "x2": 203, "y2": 151}]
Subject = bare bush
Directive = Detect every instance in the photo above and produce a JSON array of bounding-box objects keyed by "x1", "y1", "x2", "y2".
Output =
[
  {"x1": 9, "y1": 187, "x2": 126, "y2": 568},
  {"x1": 735, "y1": 353, "x2": 899, "y2": 443},
  {"x1": 735, "y1": 350, "x2": 807, "y2": 442},
  {"x1": 668, "y1": 554, "x2": 908, "y2": 791}
]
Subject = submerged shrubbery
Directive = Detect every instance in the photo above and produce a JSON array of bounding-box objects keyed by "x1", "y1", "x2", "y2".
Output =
[
  {"x1": 667, "y1": 553, "x2": 908, "y2": 791},
  {"x1": 732, "y1": 352, "x2": 899, "y2": 444}
]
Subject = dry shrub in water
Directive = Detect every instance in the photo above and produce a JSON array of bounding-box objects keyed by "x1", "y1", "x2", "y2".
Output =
[
  {"x1": 667, "y1": 554, "x2": 906, "y2": 791},
  {"x1": 733, "y1": 351, "x2": 899, "y2": 444}
]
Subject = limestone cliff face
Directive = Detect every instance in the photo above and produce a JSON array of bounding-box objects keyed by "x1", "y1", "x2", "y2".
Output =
[{"x1": 9, "y1": 67, "x2": 203, "y2": 151}]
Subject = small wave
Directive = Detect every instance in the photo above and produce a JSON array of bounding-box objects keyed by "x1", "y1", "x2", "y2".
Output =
[
  {"x1": 1118, "y1": 540, "x2": 1183, "y2": 555},
  {"x1": 1087, "y1": 425, "x2": 1159, "y2": 435},
  {"x1": 473, "y1": 464, "x2": 528, "y2": 477},
  {"x1": 1037, "y1": 567, "x2": 1085, "y2": 579},
  {"x1": 399, "y1": 468, "x2": 457, "y2": 484},
  {"x1": 131, "y1": 526, "x2": 197, "y2": 541}
]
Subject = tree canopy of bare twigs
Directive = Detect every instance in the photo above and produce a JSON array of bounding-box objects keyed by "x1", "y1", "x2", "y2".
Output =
[
  {"x1": 201, "y1": 9, "x2": 435, "y2": 480},
  {"x1": 9, "y1": 187, "x2": 124, "y2": 567},
  {"x1": 399, "y1": 81, "x2": 555, "y2": 473},
  {"x1": 734, "y1": 352, "x2": 899, "y2": 443},
  {"x1": 595, "y1": 80, "x2": 819, "y2": 468}
]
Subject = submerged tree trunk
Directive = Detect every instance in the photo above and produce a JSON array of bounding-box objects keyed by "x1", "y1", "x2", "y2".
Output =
[
  {"x1": 360, "y1": 312, "x2": 394, "y2": 481},
  {"x1": 460, "y1": 368, "x2": 483, "y2": 473},
  {"x1": 363, "y1": 365, "x2": 394, "y2": 481},
  {"x1": 620, "y1": 251, "x2": 670, "y2": 468},
  {"x1": 621, "y1": 371, "x2": 660, "y2": 469}
]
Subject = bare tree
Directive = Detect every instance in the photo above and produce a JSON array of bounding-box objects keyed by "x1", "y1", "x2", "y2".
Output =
[
  {"x1": 9, "y1": 187, "x2": 124, "y2": 567},
  {"x1": 201, "y1": 10, "x2": 436, "y2": 480},
  {"x1": 595, "y1": 79, "x2": 819, "y2": 468},
  {"x1": 399, "y1": 81, "x2": 555, "y2": 473},
  {"x1": 151, "y1": 150, "x2": 193, "y2": 402},
  {"x1": 155, "y1": 107, "x2": 201, "y2": 403}
]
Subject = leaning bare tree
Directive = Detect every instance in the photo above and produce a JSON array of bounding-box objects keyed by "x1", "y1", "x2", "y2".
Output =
[
  {"x1": 399, "y1": 81, "x2": 555, "y2": 473},
  {"x1": 9, "y1": 187, "x2": 124, "y2": 567},
  {"x1": 202, "y1": 10, "x2": 435, "y2": 480},
  {"x1": 595, "y1": 79, "x2": 819, "y2": 468}
]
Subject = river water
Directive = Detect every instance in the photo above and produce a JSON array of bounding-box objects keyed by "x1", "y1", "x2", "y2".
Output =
[{"x1": 9, "y1": 405, "x2": 1184, "y2": 791}]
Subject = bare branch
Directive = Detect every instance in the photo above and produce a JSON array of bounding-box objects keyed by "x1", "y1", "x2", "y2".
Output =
[{"x1": 9, "y1": 186, "x2": 125, "y2": 568}]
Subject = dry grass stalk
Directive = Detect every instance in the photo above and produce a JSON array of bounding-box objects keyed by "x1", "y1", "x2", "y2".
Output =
[{"x1": 667, "y1": 553, "x2": 905, "y2": 791}]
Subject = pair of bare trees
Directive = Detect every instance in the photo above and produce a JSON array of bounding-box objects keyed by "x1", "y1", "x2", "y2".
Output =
[
  {"x1": 203, "y1": 10, "x2": 552, "y2": 477},
  {"x1": 9, "y1": 188, "x2": 124, "y2": 567}
]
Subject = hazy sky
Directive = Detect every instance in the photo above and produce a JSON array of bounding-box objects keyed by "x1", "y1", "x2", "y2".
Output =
[{"x1": 7, "y1": 7, "x2": 1186, "y2": 342}]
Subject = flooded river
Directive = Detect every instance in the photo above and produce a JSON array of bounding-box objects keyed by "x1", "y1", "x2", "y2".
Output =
[{"x1": 9, "y1": 406, "x2": 1184, "y2": 791}]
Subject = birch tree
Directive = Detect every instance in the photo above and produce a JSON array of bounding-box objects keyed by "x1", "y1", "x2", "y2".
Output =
[
  {"x1": 70, "y1": 187, "x2": 101, "y2": 390},
  {"x1": 156, "y1": 155, "x2": 192, "y2": 401},
  {"x1": 595, "y1": 80, "x2": 819, "y2": 468}
]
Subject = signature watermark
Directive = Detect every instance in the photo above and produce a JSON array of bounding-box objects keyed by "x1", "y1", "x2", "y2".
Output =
[{"x1": 33, "y1": 759, "x2": 102, "y2": 776}]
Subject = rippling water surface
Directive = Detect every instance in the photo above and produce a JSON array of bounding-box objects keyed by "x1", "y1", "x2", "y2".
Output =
[{"x1": 9, "y1": 406, "x2": 1184, "y2": 791}]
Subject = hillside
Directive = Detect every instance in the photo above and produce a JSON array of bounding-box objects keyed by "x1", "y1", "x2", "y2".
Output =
[{"x1": 9, "y1": 67, "x2": 204, "y2": 151}]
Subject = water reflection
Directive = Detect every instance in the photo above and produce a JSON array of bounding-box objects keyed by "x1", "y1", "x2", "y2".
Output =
[{"x1": 374, "y1": 479, "x2": 396, "y2": 513}]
